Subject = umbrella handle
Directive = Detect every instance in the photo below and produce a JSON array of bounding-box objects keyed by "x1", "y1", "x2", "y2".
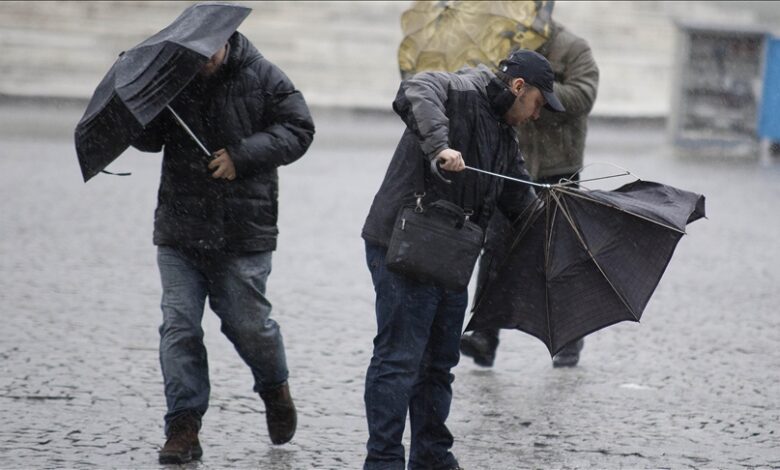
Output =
[{"x1": 430, "y1": 158, "x2": 452, "y2": 184}]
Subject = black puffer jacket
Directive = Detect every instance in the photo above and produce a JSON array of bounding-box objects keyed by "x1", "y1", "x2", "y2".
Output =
[
  {"x1": 362, "y1": 65, "x2": 535, "y2": 247},
  {"x1": 132, "y1": 32, "x2": 314, "y2": 251}
]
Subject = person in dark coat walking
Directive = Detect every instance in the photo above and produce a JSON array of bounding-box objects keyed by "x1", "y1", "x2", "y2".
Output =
[
  {"x1": 460, "y1": 18, "x2": 599, "y2": 369},
  {"x1": 131, "y1": 31, "x2": 315, "y2": 464},
  {"x1": 361, "y1": 49, "x2": 564, "y2": 470}
]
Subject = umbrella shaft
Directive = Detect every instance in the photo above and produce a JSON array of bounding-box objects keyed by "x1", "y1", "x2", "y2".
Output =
[
  {"x1": 464, "y1": 166, "x2": 551, "y2": 188},
  {"x1": 166, "y1": 105, "x2": 211, "y2": 157},
  {"x1": 465, "y1": 166, "x2": 632, "y2": 188}
]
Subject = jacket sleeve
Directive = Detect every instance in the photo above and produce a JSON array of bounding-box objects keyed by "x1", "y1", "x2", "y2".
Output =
[
  {"x1": 227, "y1": 63, "x2": 315, "y2": 176},
  {"x1": 544, "y1": 37, "x2": 600, "y2": 122},
  {"x1": 497, "y1": 151, "x2": 537, "y2": 221},
  {"x1": 391, "y1": 71, "x2": 453, "y2": 160}
]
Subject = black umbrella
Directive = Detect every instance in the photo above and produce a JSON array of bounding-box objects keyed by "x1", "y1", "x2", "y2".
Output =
[
  {"x1": 74, "y1": 2, "x2": 251, "y2": 182},
  {"x1": 465, "y1": 179, "x2": 706, "y2": 357}
]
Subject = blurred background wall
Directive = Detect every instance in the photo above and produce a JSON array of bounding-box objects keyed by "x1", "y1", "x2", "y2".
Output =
[{"x1": 1, "y1": 0, "x2": 779, "y2": 118}]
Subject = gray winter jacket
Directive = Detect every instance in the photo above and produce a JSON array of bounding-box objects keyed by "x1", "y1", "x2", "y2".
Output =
[{"x1": 362, "y1": 65, "x2": 536, "y2": 248}]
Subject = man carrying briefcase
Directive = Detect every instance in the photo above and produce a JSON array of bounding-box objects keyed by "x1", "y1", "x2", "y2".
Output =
[{"x1": 359, "y1": 49, "x2": 565, "y2": 470}]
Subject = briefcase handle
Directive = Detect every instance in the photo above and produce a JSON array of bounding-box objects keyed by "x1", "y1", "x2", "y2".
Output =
[{"x1": 428, "y1": 200, "x2": 470, "y2": 229}]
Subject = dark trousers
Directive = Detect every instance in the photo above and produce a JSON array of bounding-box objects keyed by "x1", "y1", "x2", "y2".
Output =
[
  {"x1": 363, "y1": 242, "x2": 465, "y2": 470},
  {"x1": 156, "y1": 246, "x2": 288, "y2": 431}
]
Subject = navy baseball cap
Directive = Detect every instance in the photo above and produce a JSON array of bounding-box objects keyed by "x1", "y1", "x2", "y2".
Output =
[{"x1": 498, "y1": 49, "x2": 565, "y2": 112}]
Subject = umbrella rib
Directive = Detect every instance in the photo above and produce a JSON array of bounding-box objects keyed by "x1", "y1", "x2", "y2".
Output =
[
  {"x1": 550, "y1": 191, "x2": 641, "y2": 321},
  {"x1": 130, "y1": 48, "x2": 201, "y2": 112},
  {"x1": 544, "y1": 190, "x2": 555, "y2": 351},
  {"x1": 556, "y1": 187, "x2": 688, "y2": 235},
  {"x1": 472, "y1": 197, "x2": 542, "y2": 313}
]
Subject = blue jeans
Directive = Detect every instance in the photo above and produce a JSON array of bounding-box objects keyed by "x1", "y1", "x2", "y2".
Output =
[
  {"x1": 364, "y1": 243, "x2": 466, "y2": 470},
  {"x1": 156, "y1": 246, "x2": 288, "y2": 429}
]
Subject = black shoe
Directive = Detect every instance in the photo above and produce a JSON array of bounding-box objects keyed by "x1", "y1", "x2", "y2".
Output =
[
  {"x1": 460, "y1": 331, "x2": 499, "y2": 368},
  {"x1": 260, "y1": 381, "x2": 297, "y2": 445},
  {"x1": 158, "y1": 411, "x2": 202, "y2": 464},
  {"x1": 552, "y1": 338, "x2": 585, "y2": 368}
]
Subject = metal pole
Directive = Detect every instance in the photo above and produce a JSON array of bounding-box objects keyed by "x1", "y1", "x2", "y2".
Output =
[
  {"x1": 466, "y1": 166, "x2": 634, "y2": 187},
  {"x1": 432, "y1": 160, "x2": 633, "y2": 188},
  {"x1": 166, "y1": 105, "x2": 211, "y2": 157},
  {"x1": 464, "y1": 166, "x2": 552, "y2": 188}
]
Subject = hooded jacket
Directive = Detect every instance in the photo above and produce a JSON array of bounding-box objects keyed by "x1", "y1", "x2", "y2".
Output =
[
  {"x1": 362, "y1": 65, "x2": 535, "y2": 248},
  {"x1": 132, "y1": 32, "x2": 315, "y2": 251}
]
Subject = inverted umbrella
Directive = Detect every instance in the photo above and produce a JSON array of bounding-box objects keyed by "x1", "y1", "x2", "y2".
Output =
[
  {"x1": 465, "y1": 179, "x2": 706, "y2": 357},
  {"x1": 74, "y1": 2, "x2": 251, "y2": 182},
  {"x1": 398, "y1": 0, "x2": 554, "y2": 78}
]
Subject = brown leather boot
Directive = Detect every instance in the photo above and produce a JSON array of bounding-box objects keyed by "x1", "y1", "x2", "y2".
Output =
[
  {"x1": 259, "y1": 381, "x2": 297, "y2": 445},
  {"x1": 158, "y1": 412, "x2": 202, "y2": 464}
]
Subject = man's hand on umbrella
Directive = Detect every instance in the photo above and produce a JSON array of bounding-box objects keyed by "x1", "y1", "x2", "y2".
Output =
[
  {"x1": 208, "y1": 149, "x2": 236, "y2": 181},
  {"x1": 436, "y1": 148, "x2": 465, "y2": 172}
]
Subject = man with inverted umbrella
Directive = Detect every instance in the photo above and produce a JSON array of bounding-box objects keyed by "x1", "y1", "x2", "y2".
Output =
[
  {"x1": 361, "y1": 49, "x2": 564, "y2": 470},
  {"x1": 75, "y1": 3, "x2": 315, "y2": 464}
]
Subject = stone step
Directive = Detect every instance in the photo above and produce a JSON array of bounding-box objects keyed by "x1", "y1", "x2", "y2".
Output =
[{"x1": 1, "y1": 1, "x2": 778, "y2": 116}]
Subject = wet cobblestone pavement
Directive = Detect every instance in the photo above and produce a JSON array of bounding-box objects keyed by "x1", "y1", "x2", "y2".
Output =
[{"x1": 1, "y1": 104, "x2": 779, "y2": 469}]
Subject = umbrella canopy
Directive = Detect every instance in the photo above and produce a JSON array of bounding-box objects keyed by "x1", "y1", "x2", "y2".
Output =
[
  {"x1": 398, "y1": 0, "x2": 554, "y2": 78},
  {"x1": 466, "y1": 180, "x2": 706, "y2": 357},
  {"x1": 74, "y1": 2, "x2": 251, "y2": 182}
]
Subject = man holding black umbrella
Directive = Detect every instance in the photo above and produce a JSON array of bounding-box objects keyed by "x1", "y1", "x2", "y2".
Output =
[
  {"x1": 360, "y1": 49, "x2": 564, "y2": 470},
  {"x1": 127, "y1": 15, "x2": 315, "y2": 465}
]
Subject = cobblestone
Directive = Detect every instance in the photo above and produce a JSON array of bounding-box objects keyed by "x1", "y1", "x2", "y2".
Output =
[{"x1": 0, "y1": 104, "x2": 778, "y2": 469}]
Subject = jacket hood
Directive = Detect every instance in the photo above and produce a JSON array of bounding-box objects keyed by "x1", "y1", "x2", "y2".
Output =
[
  {"x1": 486, "y1": 77, "x2": 516, "y2": 118},
  {"x1": 222, "y1": 31, "x2": 263, "y2": 75},
  {"x1": 463, "y1": 64, "x2": 514, "y2": 121}
]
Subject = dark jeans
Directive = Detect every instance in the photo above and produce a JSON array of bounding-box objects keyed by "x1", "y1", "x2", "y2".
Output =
[
  {"x1": 156, "y1": 246, "x2": 288, "y2": 431},
  {"x1": 364, "y1": 242, "x2": 466, "y2": 470}
]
